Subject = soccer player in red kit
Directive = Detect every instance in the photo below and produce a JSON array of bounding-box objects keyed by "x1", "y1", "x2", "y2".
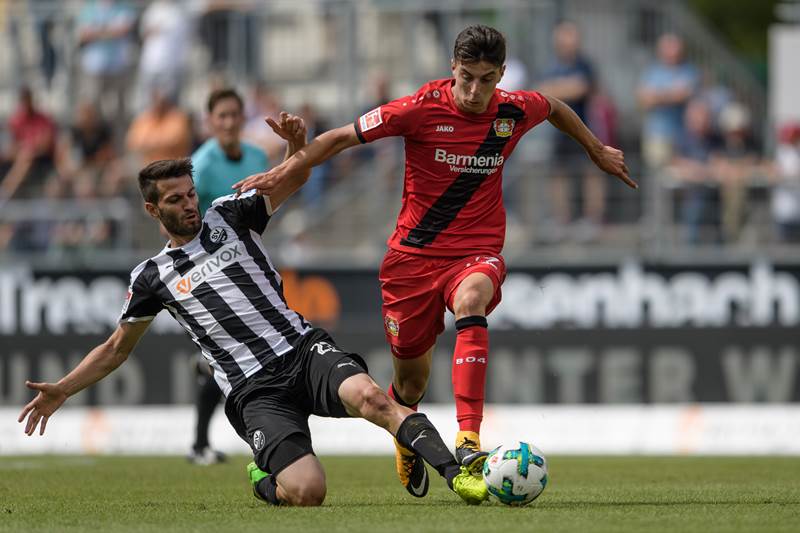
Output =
[{"x1": 234, "y1": 25, "x2": 636, "y2": 498}]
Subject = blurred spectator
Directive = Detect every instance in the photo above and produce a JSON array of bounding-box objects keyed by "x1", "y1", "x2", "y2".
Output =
[
  {"x1": 0, "y1": 87, "x2": 57, "y2": 201},
  {"x1": 353, "y1": 72, "x2": 394, "y2": 165},
  {"x1": 0, "y1": 88, "x2": 60, "y2": 252},
  {"x1": 297, "y1": 102, "x2": 330, "y2": 209},
  {"x1": 193, "y1": 88, "x2": 268, "y2": 214},
  {"x1": 669, "y1": 99, "x2": 721, "y2": 244},
  {"x1": 698, "y1": 68, "x2": 733, "y2": 130},
  {"x1": 4, "y1": 0, "x2": 23, "y2": 83},
  {"x1": 353, "y1": 72, "x2": 402, "y2": 185},
  {"x1": 198, "y1": 1, "x2": 260, "y2": 78},
  {"x1": 57, "y1": 100, "x2": 124, "y2": 199},
  {"x1": 126, "y1": 88, "x2": 192, "y2": 164},
  {"x1": 637, "y1": 33, "x2": 699, "y2": 169},
  {"x1": 137, "y1": 0, "x2": 190, "y2": 111},
  {"x1": 76, "y1": 0, "x2": 136, "y2": 121},
  {"x1": 712, "y1": 102, "x2": 760, "y2": 242},
  {"x1": 242, "y1": 81, "x2": 285, "y2": 162},
  {"x1": 30, "y1": 0, "x2": 59, "y2": 89},
  {"x1": 588, "y1": 86, "x2": 619, "y2": 150},
  {"x1": 538, "y1": 21, "x2": 603, "y2": 241},
  {"x1": 497, "y1": 55, "x2": 528, "y2": 92},
  {"x1": 771, "y1": 123, "x2": 800, "y2": 242}
]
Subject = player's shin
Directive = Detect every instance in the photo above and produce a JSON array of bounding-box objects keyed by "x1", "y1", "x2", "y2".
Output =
[
  {"x1": 452, "y1": 316, "x2": 489, "y2": 435},
  {"x1": 395, "y1": 413, "x2": 461, "y2": 486}
]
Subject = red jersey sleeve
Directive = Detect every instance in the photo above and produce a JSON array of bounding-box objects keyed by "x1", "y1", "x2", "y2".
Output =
[
  {"x1": 518, "y1": 90, "x2": 551, "y2": 132},
  {"x1": 354, "y1": 89, "x2": 426, "y2": 143}
]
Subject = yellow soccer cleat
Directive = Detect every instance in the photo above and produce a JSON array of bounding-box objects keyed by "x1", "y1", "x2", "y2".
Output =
[
  {"x1": 452, "y1": 466, "x2": 489, "y2": 505},
  {"x1": 455, "y1": 431, "x2": 489, "y2": 476},
  {"x1": 394, "y1": 438, "x2": 429, "y2": 497}
]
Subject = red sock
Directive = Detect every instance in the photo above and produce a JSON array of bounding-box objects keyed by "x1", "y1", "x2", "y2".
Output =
[
  {"x1": 452, "y1": 316, "x2": 489, "y2": 433},
  {"x1": 388, "y1": 383, "x2": 419, "y2": 411}
]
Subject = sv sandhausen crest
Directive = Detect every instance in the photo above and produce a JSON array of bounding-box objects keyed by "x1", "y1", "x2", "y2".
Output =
[
  {"x1": 209, "y1": 227, "x2": 228, "y2": 243},
  {"x1": 253, "y1": 430, "x2": 266, "y2": 451},
  {"x1": 493, "y1": 118, "x2": 515, "y2": 137}
]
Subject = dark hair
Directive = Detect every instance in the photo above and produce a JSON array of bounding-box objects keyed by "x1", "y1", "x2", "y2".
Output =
[
  {"x1": 453, "y1": 25, "x2": 506, "y2": 67},
  {"x1": 138, "y1": 158, "x2": 194, "y2": 203},
  {"x1": 207, "y1": 88, "x2": 244, "y2": 114}
]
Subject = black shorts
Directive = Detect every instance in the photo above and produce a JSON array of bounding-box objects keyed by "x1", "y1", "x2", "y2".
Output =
[{"x1": 224, "y1": 328, "x2": 368, "y2": 475}]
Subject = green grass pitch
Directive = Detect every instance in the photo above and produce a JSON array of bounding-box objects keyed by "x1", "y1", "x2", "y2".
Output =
[{"x1": 1, "y1": 455, "x2": 798, "y2": 532}]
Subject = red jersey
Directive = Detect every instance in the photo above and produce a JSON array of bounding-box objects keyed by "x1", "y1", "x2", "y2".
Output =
[{"x1": 355, "y1": 78, "x2": 550, "y2": 257}]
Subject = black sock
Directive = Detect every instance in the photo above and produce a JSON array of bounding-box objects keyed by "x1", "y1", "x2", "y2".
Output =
[
  {"x1": 193, "y1": 373, "x2": 222, "y2": 452},
  {"x1": 388, "y1": 383, "x2": 424, "y2": 408},
  {"x1": 256, "y1": 475, "x2": 281, "y2": 505},
  {"x1": 396, "y1": 413, "x2": 460, "y2": 484}
]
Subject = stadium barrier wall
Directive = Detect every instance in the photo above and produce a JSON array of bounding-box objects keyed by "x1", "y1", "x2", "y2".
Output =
[
  {"x1": 2, "y1": 261, "x2": 799, "y2": 406},
  {"x1": 2, "y1": 405, "x2": 800, "y2": 456}
]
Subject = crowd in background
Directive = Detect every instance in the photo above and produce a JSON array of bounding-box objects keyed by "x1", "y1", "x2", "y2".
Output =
[{"x1": 0, "y1": 0, "x2": 798, "y2": 257}]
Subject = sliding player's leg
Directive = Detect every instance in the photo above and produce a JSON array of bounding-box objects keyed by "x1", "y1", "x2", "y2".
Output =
[
  {"x1": 234, "y1": 389, "x2": 326, "y2": 506},
  {"x1": 388, "y1": 346, "x2": 433, "y2": 497},
  {"x1": 337, "y1": 372, "x2": 488, "y2": 505},
  {"x1": 248, "y1": 434, "x2": 326, "y2": 506}
]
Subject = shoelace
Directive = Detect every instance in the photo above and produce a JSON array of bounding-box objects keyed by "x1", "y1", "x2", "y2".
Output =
[{"x1": 458, "y1": 437, "x2": 479, "y2": 450}]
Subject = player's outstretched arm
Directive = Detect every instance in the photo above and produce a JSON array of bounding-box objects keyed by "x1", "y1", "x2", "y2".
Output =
[
  {"x1": 543, "y1": 94, "x2": 638, "y2": 189},
  {"x1": 271, "y1": 112, "x2": 309, "y2": 164},
  {"x1": 17, "y1": 320, "x2": 150, "y2": 436},
  {"x1": 233, "y1": 123, "x2": 361, "y2": 198}
]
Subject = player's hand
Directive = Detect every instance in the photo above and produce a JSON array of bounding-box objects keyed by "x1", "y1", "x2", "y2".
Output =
[
  {"x1": 589, "y1": 145, "x2": 637, "y2": 189},
  {"x1": 232, "y1": 166, "x2": 285, "y2": 197},
  {"x1": 267, "y1": 112, "x2": 307, "y2": 148},
  {"x1": 17, "y1": 381, "x2": 68, "y2": 436}
]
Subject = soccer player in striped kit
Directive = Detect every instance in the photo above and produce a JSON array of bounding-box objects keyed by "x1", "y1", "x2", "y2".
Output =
[
  {"x1": 233, "y1": 25, "x2": 637, "y2": 498},
  {"x1": 18, "y1": 149, "x2": 489, "y2": 505}
]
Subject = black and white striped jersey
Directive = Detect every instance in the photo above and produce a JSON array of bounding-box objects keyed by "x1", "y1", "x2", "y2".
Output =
[{"x1": 118, "y1": 191, "x2": 312, "y2": 396}]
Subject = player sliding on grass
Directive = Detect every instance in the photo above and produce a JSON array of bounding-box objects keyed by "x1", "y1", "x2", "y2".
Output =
[
  {"x1": 233, "y1": 24, "x2": 637, "y2": 497},
  {"x1": 18, "y1": 149, "x2": 489, "y2": 504}
]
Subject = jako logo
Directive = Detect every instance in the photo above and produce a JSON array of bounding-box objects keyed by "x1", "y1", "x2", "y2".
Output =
[
  {"x1": 174, "y1": 243, "x2": 242, "y2": 295},
  {"x1": 436, "y1": 125, "x2": 454, "y2": 133}
]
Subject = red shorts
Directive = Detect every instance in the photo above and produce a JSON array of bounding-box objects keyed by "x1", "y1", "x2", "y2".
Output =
[{"x1": 378, "y1": 249, "x2": 506, "y2": 359}]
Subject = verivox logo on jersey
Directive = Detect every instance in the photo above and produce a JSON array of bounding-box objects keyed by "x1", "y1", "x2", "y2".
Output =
[
  {"x1": 359, "y1": 107, "x2": 383, "y2": 132},
  {"x1": 493, "y1": 118, "x2": 515, "y2": 137},
  {"x1": 174, "y1": 242, "x2": 243, "y2": 295}
]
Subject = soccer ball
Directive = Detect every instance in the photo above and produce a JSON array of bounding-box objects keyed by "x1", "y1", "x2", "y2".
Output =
[{"x1": 482, "y1": 441, "x2": 548, "y2": 506}]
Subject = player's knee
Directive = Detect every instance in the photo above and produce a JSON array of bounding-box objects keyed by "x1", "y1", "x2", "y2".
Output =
[
  {"x1": 285, "y1": 481, "x2": 327, "y2": 507},
  {"x1": 453, "y1": 288, "x2": 488, "y2": 317},
  {"x1": 358, "y1": 385, "x2": 395, "y2": 419}
]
